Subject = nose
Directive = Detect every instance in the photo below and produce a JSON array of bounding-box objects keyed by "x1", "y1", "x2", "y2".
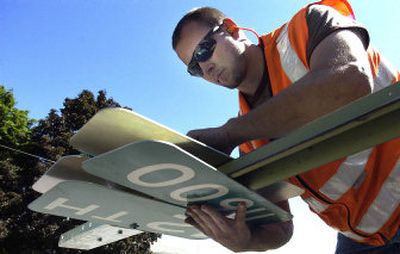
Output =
[{"x1": 199, "y1": 62, "x2": 217, "y2": 81}]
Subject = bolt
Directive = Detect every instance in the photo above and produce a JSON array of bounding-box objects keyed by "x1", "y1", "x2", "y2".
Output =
[{"x1": 130, "y1": 223, "x2": 139, "y2": 229}]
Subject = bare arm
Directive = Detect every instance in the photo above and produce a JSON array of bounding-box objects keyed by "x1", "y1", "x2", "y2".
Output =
[
  {"x1": 247, "y1": 200, "x2": 293, "y2": 251},
  {"x1": 189, "y1": 29, "x2": 373, "y2": 153},
  {"x1": 185, "y1": 28, "x2": 372, "y2": 252}
]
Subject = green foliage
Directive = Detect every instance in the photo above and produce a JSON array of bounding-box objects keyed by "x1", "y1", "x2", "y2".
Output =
[
  {"x1": 0, "y1": 85, "x2": 33, "y2": 148},
  {"x1": 0, "y1": 89, "x2": 159, "y2": 253}
]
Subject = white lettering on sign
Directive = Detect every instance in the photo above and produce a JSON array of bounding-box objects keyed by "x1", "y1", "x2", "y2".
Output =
[
  {"x1": 170, "y1": 184, "x2": 229, "y2": 202},
  {"x1": 219, "y1": 200, "x2": 274, "y2": 222},
  {"x1": 247, "y1": 207, "x2": 267, "y2": 214},
  {"x1": 220, "y1": 198, "x2": 254, "y2": 210},
  {"x1": 146, "y1": 222, "x2": 193, "y2": 233},
  {"x1": 127, "y1": 163, "x2": 195, "y2": 187},
  {"x1": 246, "y1": 213, "x2": 274, "y2": 221},
  {"x1": 246, "y1": 208, "x2": 274, "y2": 221},
  {"x1": 191, "y1": 232, "x2": 208, "y2": 239},
  {"x1": 173, "y1": 214, "x2": 187, "y2": 220},
  {"x1": 92, "y1": 211, "x2": 128, "y2": 223},
  {"x1": 44, "y1": 198, "x2": 99, "y2": 215}
]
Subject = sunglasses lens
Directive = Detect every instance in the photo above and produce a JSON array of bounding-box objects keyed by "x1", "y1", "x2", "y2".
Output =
[
  {"x1": 194, "y1": 39, "x2": 216, "y2": 62},
  {"x1": 187, "y1": 39, "x2": 216, "y2": 77},
  {"x1": 186, "y1": 24, "x2": 221, "y2": 77},
  {"x1": 188, "y1": 62, "x2": 203, "y2": 77}
]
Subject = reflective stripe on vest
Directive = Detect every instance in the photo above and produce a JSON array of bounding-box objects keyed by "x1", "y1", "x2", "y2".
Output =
[
  {"x1": 276, "y1": 23, "x2": 308, "y2": 83},
  {"x1": 373, "y1": 54, "x2": 399, "y2": 92},
  {"x1": 304, "y1": 197, "x2": 328, "y2": 213},
  {"x1": 319, "y1": 148, "x2": 373, "y2": 201},
  {"x1": 318, "y1": 148, "x2": 399, "y2": 234},
  {"x1": 341, "y1": 231, "x2": 366, "y2": 241},
  {"x1": 239, "y1": 0, "x2": 400, "y2": 244},
  {"x1": 277, "y1": 32, "x2": 398, "y2": 91},
  {"x1": 304, "y1": 198, "x2": 368, "y2": 241},
  {"x1": 356, "y1": 160, "x2": 400, "y2": 234}
]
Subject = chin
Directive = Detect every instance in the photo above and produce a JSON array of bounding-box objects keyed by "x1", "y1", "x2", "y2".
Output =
[
  {"x1": 230, "y1": 76, "x2": 244, "y2": 90},
  {"x1": 219, "y1": 72, "x2": 242, "y2": 90},
  {"x1": 224, "y1": 82, "x2": 240, "y2": 90}
]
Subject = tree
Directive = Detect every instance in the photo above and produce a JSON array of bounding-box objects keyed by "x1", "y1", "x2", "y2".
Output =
[
  {"x1": 0, "y1": 89, "x2": 159, "y2": 253},
  {"x1": 0, "y1": 85, "x2": 33, "y2": 160}
]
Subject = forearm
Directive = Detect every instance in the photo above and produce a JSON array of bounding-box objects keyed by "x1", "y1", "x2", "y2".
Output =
[
  {"x1": 224, "y1": 64, "x2": 372, "y2": 145},
  {"x1": 244, "y1": 220, "x2": 293, "y2": 252},
  {"x1": 239, "y1": 200, "x2": 293, "y2": 252}
]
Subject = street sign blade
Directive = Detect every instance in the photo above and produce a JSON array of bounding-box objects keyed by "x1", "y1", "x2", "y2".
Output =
[
  {"x1": 28, "y1": 180, "x2": 205, "y2": 239},
  {"x1": 32, "y1": 155, "x2": 107, "y2": 193},
  {"x1": 58, "y1": 222, "x2": 142, "y2": 250},
  {"x1": 70, "y1": 107, "x2": 231, "y2": 166},
  {"x1": 83, "y1": 140, "x2": 292, "y2": 224}
]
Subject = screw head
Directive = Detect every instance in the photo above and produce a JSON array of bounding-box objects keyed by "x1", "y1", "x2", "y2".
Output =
[{"x1": 130, "y1": 223, "x2": 139, "y2": 229}]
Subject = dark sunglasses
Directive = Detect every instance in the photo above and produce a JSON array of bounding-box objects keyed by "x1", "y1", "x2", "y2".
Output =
[{"x1": 187, "y1": 25, "x2": 222, "y2": 77}]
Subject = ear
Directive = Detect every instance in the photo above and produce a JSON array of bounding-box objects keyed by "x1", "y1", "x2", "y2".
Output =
[{"x1": 223, "y1": 18, "x2": 239, "y2": 35}]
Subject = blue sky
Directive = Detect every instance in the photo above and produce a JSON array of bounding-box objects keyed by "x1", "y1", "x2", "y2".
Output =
[
  {"x1": 3, "y1": 0, "x2": 399, "y2": 134},
  {"x1": 2, "y1": 0, "x2": 399, "y2": 253}
]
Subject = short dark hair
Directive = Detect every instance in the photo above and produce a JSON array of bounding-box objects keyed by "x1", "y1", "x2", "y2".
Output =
[{"x1": 172, "y1": 7, "x2": 226, "y2": 50}]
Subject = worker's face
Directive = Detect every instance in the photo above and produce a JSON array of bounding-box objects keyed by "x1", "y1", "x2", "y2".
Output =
[{"x1": 175, "y1": 21, "x2": 248, "y2": 90}]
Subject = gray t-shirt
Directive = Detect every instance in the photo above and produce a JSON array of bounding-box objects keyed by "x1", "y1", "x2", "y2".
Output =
[
  {"x1": 246, "y1": 5, "x2": 370, "y2": 108},
  {"x1": 306, "y1": 4, "x2": 369, "y2": 63},
  {"x1": 253, "y1": 5, "x2": 371, "y2": 198}
]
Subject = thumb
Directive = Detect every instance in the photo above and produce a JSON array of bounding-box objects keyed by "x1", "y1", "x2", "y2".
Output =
[{"x1": 235, "y1": 202, "x2": 247, "y2": 224}]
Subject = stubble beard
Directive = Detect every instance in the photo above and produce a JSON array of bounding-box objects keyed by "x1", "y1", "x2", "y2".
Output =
[{"x1": 230, "y1": 56, "x2": 248, "y2": 90}]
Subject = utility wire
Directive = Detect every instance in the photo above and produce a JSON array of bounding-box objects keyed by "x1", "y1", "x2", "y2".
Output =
[{"x1": 0, "y1": 143, "x2": 55, "y2": 164}]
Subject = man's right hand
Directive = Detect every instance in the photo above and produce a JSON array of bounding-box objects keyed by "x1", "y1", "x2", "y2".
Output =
[
  {"x1": 185, "y1": 203, "x2": 252, "y2": 252},
  {"x1": 185, "y1": 202, "x2": 293, "y2": 252}
]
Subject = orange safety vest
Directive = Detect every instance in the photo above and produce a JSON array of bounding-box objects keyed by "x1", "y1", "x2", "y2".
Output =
[{"x1": 238, "y1": 0, "x2": 400, "y2": 246}]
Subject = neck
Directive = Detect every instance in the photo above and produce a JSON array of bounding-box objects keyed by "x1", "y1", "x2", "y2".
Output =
[{"x1": 238, "y1": 44, "x2": 266, "y2": 96}]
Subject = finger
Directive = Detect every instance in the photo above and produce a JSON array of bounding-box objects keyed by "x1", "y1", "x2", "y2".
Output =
[
  {"x1": 187, "y1": 206, "x2": 214, "y2": 236},
  {"x1": 185, "y1": 217, "x2": 204, "y2": 233},
  {"x1": 186, "y1": 130, "x2": 195, "y2": 138},
  {"x1": 190, "y1": 205, "x2": 229, "y2": 237},
  {"x1": 186, "y1": 130, "x2": 200, "y2": 139},
  {"x1": 192, "y1": 206, "x2": 226, "y2": 238},
  {"x1": 200, "y1": 205, "x2": 231, "y2": 233},
  {"x1": 235, "y1": 202, "x2": 248, "y2": 226},
  {"x1": 184, "y1": 217, "x2": 196, "y2": 226}
]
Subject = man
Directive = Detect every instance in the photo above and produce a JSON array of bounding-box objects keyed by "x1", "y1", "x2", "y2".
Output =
[{"x1": 172, "y1": 1, "x2": 399, "y2": 253}]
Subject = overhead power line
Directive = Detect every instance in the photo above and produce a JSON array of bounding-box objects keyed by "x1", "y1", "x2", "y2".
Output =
[{"x1": 0, "y1": 143, "x2": 55, "y2": 164}]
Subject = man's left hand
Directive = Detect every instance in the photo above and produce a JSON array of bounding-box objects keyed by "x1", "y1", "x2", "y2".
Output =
[{"x1": 187, "y1": 126, "x2": 237, "y2": 155}]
